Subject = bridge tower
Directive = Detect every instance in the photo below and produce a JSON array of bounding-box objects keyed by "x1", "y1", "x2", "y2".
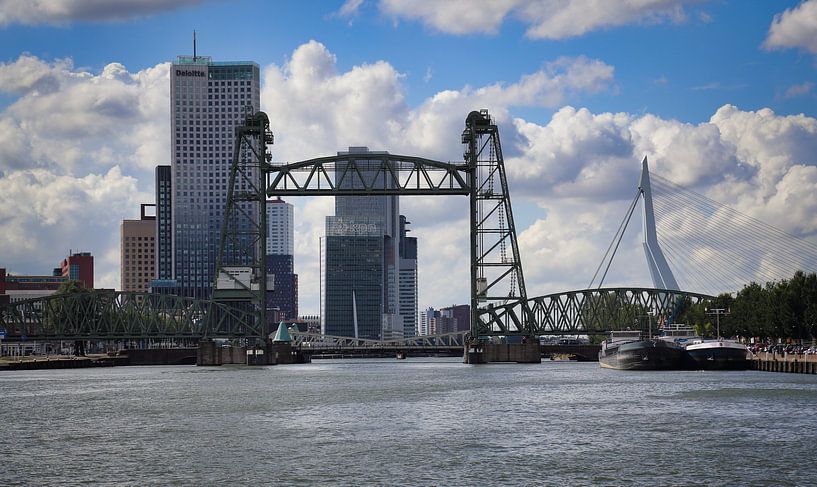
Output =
[
  {"x1": 210, "y1": 109, "x2": 274, "y2": 341},
  {"x1": 462, "y1": 110, "x2": 532, "y2": 336},
  {"x1": 639, "y1": 157, "x2": 679, "y2": 290}
]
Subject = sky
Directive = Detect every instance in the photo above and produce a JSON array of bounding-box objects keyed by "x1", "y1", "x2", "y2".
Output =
[{"x1": 1, "y1": 0, "x2": 816, "y2": 316}]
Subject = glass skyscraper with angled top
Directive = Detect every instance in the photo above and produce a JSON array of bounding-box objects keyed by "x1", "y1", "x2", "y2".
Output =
[{"x1": 170, "y1": 53, "x2": 260, "y2": 299}]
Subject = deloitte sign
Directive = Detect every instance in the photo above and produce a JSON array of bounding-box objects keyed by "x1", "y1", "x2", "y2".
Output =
[{"x1": 175, "y1": 69, "x2": 205, "y2": 77}]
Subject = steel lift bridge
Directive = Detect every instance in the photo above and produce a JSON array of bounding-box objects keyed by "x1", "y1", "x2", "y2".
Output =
[
  {"x1": 0, "y1": 110, "x2": 712, "y2": 343},
  {"x1": 256, "y1": 109, "x2": 711, "y2": 341}
]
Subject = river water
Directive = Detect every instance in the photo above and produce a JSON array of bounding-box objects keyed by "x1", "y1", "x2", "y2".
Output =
[{"x1": 2, "y1": 358, "x2": 816, "y2": 486}]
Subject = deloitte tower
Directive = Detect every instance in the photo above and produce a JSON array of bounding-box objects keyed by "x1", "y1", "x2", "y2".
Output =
[{"x1": 169, "y1": 52, "x2": 260, "y2": 299}]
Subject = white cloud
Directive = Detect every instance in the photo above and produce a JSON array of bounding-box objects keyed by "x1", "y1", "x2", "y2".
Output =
[
  {"x1": 780, "y1": 81, "x2": 815, "y2": 99},
  {"x1": 764, "y1": 0, "x2": 817, "y2": 55},
  {"x1": 0, "y1": 166, "x2": 149, "y2": 289},
  {"x1": 337, "y1": 0, "x2": 365, "y2": 17},
  {"x1": 0, "y1": 55, "x2": 168, "y2": 293},
  {"x1": 379, "y1": 0, "x2": 702, "y2": 39},
  {"x1": 0, "y1": 0, "x2": 206, "y2": 26},
  {"x1": 0, "y1": 55, "x2": 169, "y2": 174}
]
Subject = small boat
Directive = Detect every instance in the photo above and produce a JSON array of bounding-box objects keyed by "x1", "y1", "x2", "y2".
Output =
[{"x1": 395, "y1": 350, "x2": 407, "y2": 360}]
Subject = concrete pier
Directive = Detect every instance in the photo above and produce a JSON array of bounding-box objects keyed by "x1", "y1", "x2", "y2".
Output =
[
  {"x1": 464, "y1": 341, "x2": 541, "y2": 364},
  {"x1": 196, "y1": 341, "x2": 250, "y2": 366},
  {"x1": 197, "y1": 340, "x2": 311, "y2": 366}
]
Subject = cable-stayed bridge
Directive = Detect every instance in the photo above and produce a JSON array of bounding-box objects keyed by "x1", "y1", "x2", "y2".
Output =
[{"x1": 2, "y1": 110, "x2": 816, "y2": 343}]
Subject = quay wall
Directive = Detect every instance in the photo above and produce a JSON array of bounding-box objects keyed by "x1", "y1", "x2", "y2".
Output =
[
  {"x1": 484, "y1": 342, "x2": 541, "y2": 363},
  {"x1": 124, "y1": 348, "x2": 198, "y2": 366},
  {"x1": 752, "y1": 352, "x2": 817, "y2": 375}
]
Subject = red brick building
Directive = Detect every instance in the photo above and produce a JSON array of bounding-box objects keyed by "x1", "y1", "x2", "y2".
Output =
[{"x1": 59, "y1": 252, "x2": 94, "y2": 289}]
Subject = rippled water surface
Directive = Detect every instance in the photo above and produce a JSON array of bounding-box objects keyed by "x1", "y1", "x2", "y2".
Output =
[{"x1": 2, "y1": 359, "x2": 817, "y2": 486}]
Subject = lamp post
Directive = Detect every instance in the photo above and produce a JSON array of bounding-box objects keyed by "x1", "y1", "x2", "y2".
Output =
[{"x1": 706, "y1": 307, "x2": 730, "y2": 339}]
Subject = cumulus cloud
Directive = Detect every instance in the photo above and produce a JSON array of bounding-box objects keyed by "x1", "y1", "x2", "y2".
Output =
[
  {"x1": 508, "y1": 104, "x2": 817, "y2": 297},
  {"x1": 0, "y1": 54, "x2": 168, "y2": 292},
  {"x1": 262, "y1": 41, "x2": 613, "y2": 163},
  {"x1": 378, "y1": 0, "x2": 702, "y2": 39},
  {"x1": 0, "y1": 54, "x2": 169, "y2": 173},
  {"x1": 764, "y1": 0, "x2": 817, "y2": 55},
  {"x1": 0, "y1": 166, "x2": 149, "y2": 289},
  {"x1": 0, "y1": 0, "x2": 206, "y2": 26}
]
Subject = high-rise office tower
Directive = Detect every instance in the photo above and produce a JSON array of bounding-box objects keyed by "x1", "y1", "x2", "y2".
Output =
[
  {"x1": 155, "y1": 165, "x2": 172, "y2": 280},
  {"x1": 267, "y1": 197, "x2": 294, "y2": 256},
  {"x1": 266, "y1": 197, "x2": 298, "y2": 320},
  {"x1": 170, "y1": 52, "x2": 260, "y2": 299},
  {"x1": 398, "y1": 215, "x2": 417, "y2": 337},
  {"x1": 320, "y1": 147, "x2": 417, "y2": 340}
]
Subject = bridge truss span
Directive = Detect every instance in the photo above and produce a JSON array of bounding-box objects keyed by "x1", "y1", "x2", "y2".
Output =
[
  {"x1": 291, "y1": 330, "x2": 467, "y2": 352},
  {"x1": 267, "y1": 153, "x2": 470, "y2": 196},
  {"x1": 0, "y1": 291, "x2": 259, "y2": 341},
  {"x1": 479, "y1": 287, "x2": 713, "y2": 336}
]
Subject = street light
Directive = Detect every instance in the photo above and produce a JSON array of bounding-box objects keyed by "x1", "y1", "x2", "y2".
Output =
[{"x1": 705, "y1": 307, "x2": 730, "y2": 339}]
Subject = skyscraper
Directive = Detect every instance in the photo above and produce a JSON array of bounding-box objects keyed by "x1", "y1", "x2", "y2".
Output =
[
  {"x1": 170, "y1": 52, "x2": 260, "y2": 299},
  {"x1": 398, "y1": 215, "x2": 417, "y2": 337},
  {"x1": 155, "y1": 165, "x2": 172, "y2": 280},
  {"x1": 266, "y1": 197, "x2": 294, "y2": 255},
  {"x1": 320, "y1": 147, "x2": 417, "y2": 340},
  {"x1": 266, "y1": 197, "x2": 298, "y2": 320}
]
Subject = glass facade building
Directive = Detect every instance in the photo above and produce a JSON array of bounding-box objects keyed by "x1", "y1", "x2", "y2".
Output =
[
  {"x1": 266, "y1": 255, "x2": 298, "y2": 321},
  {"x1": 321, "y1": 230, "x2": 385, "y2": 340},
  {"x1": 170, "y1": 55, "x2": 260, "y2": 299},
  {"x1": 320, "y1": 147, "x2": 418, "y2": 339}
]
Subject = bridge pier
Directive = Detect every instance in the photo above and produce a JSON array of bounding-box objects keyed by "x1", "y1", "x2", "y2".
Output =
[
  {"x1": 197, "y1": 341, "x2": 250, "y2": 366},
  {"x1": 464, "y1": 341, "x2": 541, "y2": 364},
  {"x1": 197, "y1": 340, "x2": 311, "y2": 366}
]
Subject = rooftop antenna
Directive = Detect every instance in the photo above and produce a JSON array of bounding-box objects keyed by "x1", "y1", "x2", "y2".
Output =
[{"x1": 193, "y1": 30, "x2": 197, "y2": 61}]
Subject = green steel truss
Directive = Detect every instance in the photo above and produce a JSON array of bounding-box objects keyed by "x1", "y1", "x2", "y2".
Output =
[
  {"x1": 266, "y1": 153, "x2": 470, "y2": 197},
  {"x1": 477, "y1": 287, "x2": 713, "y2": 336},
  {"x1": 0, "y1": 287, "x2": 711, "y2": 340},
  {"x1": 0, "y1": 291, "x2": 257, "y2": 340},
  {"x1": 462, "y1": 110, "x2": 531, "y2": 335},
  {"x1": 210, "y1": 110, "x2": 273, "y2": 339}
]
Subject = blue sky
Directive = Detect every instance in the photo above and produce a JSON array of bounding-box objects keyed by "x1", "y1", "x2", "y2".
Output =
[
  {"x1": 1, "y1": 1, "x2": 813, "y2": 122},
  {"x1": 1, "y1": 0, "x2": 816, "y2": 314}
]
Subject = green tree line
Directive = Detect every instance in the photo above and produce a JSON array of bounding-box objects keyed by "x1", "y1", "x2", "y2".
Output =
[{"x1": 677, "y1": 270, "x2": 817, "y2": 341}]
